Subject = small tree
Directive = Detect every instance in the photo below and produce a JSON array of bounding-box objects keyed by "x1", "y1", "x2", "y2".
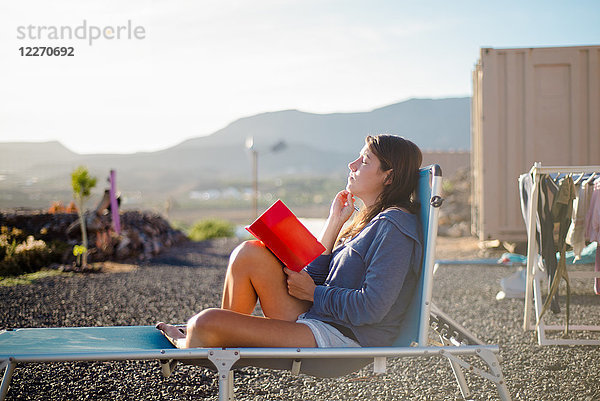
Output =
[{"x1": 71, "y1": 166, "x2": 97, "y2": 267}]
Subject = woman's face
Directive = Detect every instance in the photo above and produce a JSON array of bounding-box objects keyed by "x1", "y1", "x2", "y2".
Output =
[{"x1": 346, "y1": 144, "x2": 390, "y2": 207}]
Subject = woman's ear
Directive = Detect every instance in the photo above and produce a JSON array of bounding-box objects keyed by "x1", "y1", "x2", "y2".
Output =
[{"x1": 383, "y1": 170, "x2": 393, "y2": 186}]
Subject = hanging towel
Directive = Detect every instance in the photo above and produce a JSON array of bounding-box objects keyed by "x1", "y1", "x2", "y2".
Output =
[
  {"x1": 519, "y1": 173, "x2": 543, "y2": 250},
  {"x1": 566, "y1": 178, "x2": 594, "y2": 259},
  {"x1": 585, "y1": 177, "x2": 600, "y2": 243},
  {"x1": 584, "y1": 177, "x2": 600, "y2": 294}
]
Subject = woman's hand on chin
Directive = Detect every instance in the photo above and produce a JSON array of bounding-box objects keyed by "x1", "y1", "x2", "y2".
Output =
[
  {"x1": 318, "y1": 190, "x2": 357, "y2": 253},
  {"x1": 329, "y1": 190, "x2": 355, "y2": 225}
]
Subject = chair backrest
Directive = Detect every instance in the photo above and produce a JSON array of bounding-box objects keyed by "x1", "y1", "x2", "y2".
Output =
[{"x1": 392, "y1": 164, "x2": 443, "y2": 347}]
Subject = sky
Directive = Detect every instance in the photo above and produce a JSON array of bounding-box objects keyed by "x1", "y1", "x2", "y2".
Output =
[{"x1": 0, "y1": 0, "x2": 599, "y2": 154}]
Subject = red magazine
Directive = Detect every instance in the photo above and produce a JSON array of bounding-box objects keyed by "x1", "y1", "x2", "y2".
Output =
[{"x1": 246, "y1": 200, "x2": 326, "y2": 272}]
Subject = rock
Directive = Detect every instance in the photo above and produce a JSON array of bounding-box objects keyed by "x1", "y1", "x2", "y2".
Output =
[
  {"x1": 0, "y1": 210, "x2": 187, "y2": 265},
  {"x1": 115, "y1": 234, "x2": 132, "y2": 260}
]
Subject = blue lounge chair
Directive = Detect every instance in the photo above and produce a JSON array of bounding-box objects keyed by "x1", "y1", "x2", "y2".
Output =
[{"x1": 0, "y1": 165, "x2": 511, "y2": 400}]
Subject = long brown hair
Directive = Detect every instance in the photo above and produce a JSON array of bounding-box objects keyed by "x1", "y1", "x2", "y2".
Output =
[{"x1": 338, "y1": 134, "x2": 422, "y2": 243}]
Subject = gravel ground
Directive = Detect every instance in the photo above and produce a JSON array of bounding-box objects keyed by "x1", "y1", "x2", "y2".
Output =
[{"x1": 1, "y1": 237, "x2": 599, "y2": 400}]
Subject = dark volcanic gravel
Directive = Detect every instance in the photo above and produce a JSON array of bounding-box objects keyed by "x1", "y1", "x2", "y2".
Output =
[{"x1": 1, "y1": 238, "x2": 599, "y2": 400}]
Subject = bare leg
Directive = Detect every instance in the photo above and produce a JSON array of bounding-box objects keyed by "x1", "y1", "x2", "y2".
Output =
[
  {"x1": 186, "y1": 308, "x2": 317, "y2": 348},
  {"x1": 221, "y1": 240, "x2": 311, "y2": 321},
  {"x1": 157, "y1": 240, "x2": 316, "y2": 348}
]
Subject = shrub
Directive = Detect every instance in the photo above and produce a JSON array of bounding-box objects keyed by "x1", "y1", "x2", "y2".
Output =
[
  {"x1": 0, "y1": 234, "x2": 53, "y2": 276},
  {"x1": 188, "y1": 218, "x2": 235, "y2": 241},
  {"x1": 0, "y1": 227, "x2": 24, "y2": 262}
]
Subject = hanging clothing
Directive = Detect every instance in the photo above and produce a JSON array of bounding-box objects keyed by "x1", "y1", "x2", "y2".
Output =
[
  {"x1": 566, "y1": 177, "x2": 594, "y2": 260},
  {"x1": 552, "y1": 175, "x2": 577, "y2": 247},
  {"x1": 519, "y1": 173, "x2": 533, "y2": 226},
  {"x1": 537, "y1": 175, "x2": 561, "y2": 313},
  {"x1": 585, "y1": 177, "x2": 600, "y2": 243},
  {"x1": 537, "y1": 175, "x2": 577, "y2": 334},
  {"x1": 584, "y1": 177, "x2": 600, "y2": 294},
  {"x1": 519, "y1": 173, "x2": 542, "y2": 248}
]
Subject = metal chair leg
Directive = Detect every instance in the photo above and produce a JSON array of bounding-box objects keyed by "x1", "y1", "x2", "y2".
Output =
[
  {"x1": 0, "y1": 360, "x2": 16, "y2": 401},
  {"x1": 208, "y1": 349, "x2": 240, "y2": 401},
  {"x1": 439, "y1": 336, "x2": 472, "y2": 400}
]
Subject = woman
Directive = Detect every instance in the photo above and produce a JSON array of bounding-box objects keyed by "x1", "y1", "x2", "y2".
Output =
[{"x1": 157, "y1": 134, "x2": 423, "y2": 348}]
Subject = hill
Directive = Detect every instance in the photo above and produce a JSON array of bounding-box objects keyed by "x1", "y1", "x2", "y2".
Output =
[
  {"x1": 174, "y1": 97, "x2": 470, "y2": 153},
  {"x1": 0, "y1": 97, "x2": 470, "y2": 216}
]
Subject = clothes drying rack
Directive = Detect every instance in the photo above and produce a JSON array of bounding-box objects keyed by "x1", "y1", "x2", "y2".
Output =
[{"x1": 523, "y1": 162, "x2": 600, "y2": 345}]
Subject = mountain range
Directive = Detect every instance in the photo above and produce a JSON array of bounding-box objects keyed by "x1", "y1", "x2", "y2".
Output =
[{"x1": 0, "y1": 97, "x2": 470, "y2": 209}]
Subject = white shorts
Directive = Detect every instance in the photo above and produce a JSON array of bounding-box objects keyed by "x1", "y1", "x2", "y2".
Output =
[{"x1": 296, "y1": 313, "x2": 361, "y2": 348}]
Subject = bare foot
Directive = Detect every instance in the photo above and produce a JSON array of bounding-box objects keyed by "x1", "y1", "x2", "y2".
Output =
[{"x1": 156, "y1": 322, "x2": 187, "y2": 348}]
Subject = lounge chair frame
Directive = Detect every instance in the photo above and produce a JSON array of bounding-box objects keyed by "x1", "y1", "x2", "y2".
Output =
[{"x1": 0, "y1": 165, "x2": 511, "y2": 400}]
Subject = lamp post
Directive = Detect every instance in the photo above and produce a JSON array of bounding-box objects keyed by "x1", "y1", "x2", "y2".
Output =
[
  {"x1": 245, "y1": 137, "x2": 286, "y2": 220},
  {"x1": 245, "y1": 137, "x2": 259, "y2": 220}
]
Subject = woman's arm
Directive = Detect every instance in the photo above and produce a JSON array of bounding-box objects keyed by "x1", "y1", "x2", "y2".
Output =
[
  {"x1": 287, "y1": 190, "x2": 356, "y2": 296},
  {"x1": 319, "y1": 190, "x2": 355, "y2": 254},
  {"x1": 311, "y1": 220, "x2": 417, "y2": 326}
]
